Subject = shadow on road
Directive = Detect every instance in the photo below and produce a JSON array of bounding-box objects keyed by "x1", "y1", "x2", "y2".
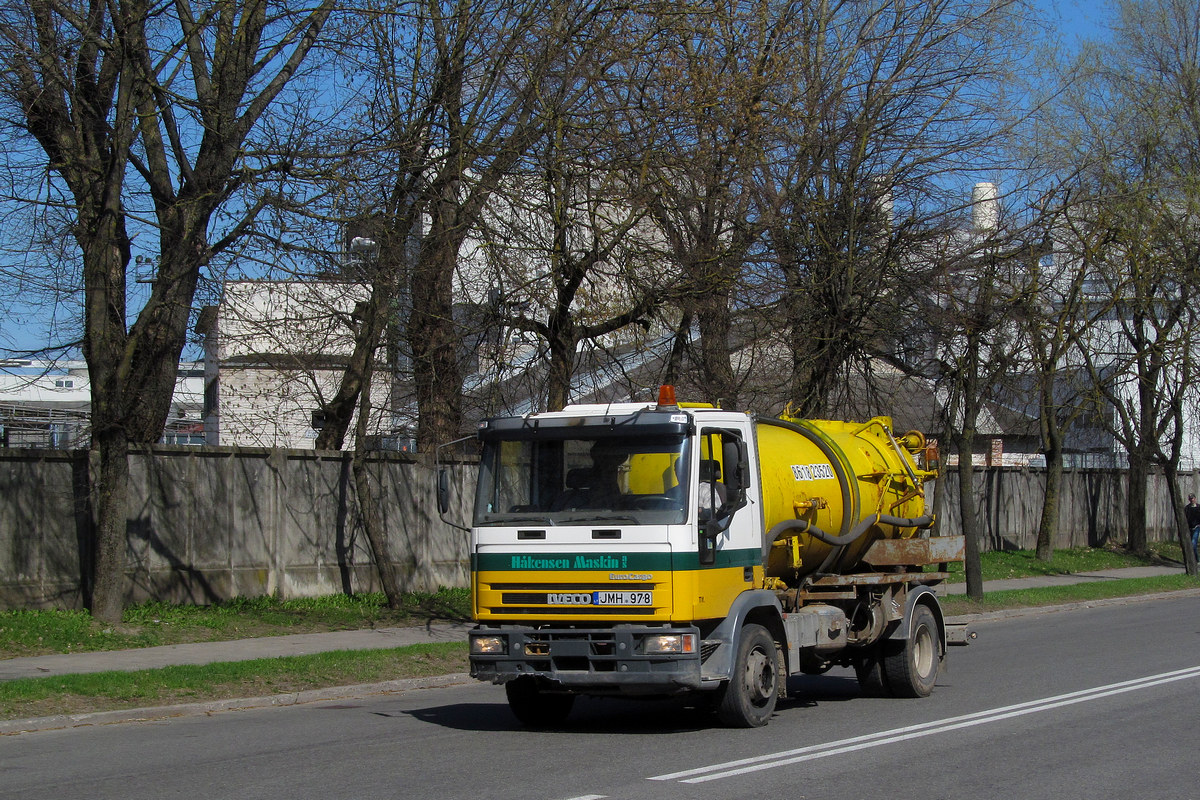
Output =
[
  {"x1": 785, "y1": 671, "x2": 867, "y2": 702},
  {"x1": 398, "y1": 671, "x2": 867, "y2": 733}
]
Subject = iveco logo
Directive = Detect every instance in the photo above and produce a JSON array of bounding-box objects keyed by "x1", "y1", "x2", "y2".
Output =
[{"x1": 547, "y1": 593, "x2": 592, "y2": 605}]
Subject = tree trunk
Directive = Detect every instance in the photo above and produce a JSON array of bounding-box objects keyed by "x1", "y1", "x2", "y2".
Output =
[
  {"x1": 80, "y1": 208, "x2": 134, "y2": 623},
  {"x1": 89, "y1": 432, "x2": 130, "y2": 623},
  {"x1": 546, "y1": 317, "x2": 577, "y2": 412},
  {"x1": 1162, "y1": 463, "x2": 1198, "y2": 576},
  {"x1": 786, "y1": 302, "x2": 853, "y2": 418},
  {"x1": 694, "y1": 288, "x2": 738, "y2": 410},
  {"x1": 352, "y1": 454, "x2": 405, "y2": 608},
  {"x1": 409, "y1": 234, "x2": 463, "y2": 456},
  {"x1": 352, "y1": 363, "x2": 406, "y2": 607},
  {"x1": 954, "y1": 433, "x2": 984, "y2": 600},
  {"x1": 316, "y1": 286, "x2": 392, "y2": 451},
  {"x1": 1125, "y1": 454, "x2": 1149, "y2": 555},
  {"x1": 662, "y1": 311, "x2": 693, "y2": 387},
  {"x1": 1034, "y1": 361, "x2": 1064, "y2": 562},
  {"x1": 1035, "y1": 440, "x2": 1063, "y2": 561}
]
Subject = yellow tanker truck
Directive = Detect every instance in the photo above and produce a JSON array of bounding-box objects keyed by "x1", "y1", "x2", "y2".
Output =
[{"x1": 440, "y1": 386, "x2": 968, "y2": 727}]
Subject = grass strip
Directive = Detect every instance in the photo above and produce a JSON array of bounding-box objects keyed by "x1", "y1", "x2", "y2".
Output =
[
  {"x1": 941, "y1": 573, "x2": 1200, "y2": 616},
  {"x1": 0, "y1": 642, "x2": 468, "y2": 721},
  {"x1": 0, "y1": 588, "x2": 472, "y2": 658},
  {"x1": 942, "y1": 544, "x2": 1182, "y2": 583}
]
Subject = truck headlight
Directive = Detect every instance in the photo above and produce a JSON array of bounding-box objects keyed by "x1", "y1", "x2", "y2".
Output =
[
  {"x1": 643, "y1": 633, "x2": 697, "y2": 654},
  {"x1": 471, "y1": 635, "x2": 507, "y2": 655}
]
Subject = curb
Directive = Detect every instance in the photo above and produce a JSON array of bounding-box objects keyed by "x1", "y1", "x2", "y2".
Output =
[{"x1": 0, "y1": 672, "x2": 473, "y2": 736}]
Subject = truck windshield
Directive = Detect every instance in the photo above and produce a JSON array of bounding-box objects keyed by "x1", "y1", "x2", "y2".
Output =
[{"x1": 474, "y1": 434, "x2": 689, "y2": 526}]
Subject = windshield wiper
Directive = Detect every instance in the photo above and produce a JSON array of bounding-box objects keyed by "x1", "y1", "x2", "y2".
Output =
[
  {"x1": 485, "y1": 514, "x2": 557, "y2": 526},
  {"x1": 557, "y1": 513, "x2": 639, "y2": 524}
]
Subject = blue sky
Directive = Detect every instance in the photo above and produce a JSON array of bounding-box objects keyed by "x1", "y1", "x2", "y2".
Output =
[{"x1": 1044, "y1": 0, "x2": 1114, "y2": 46}]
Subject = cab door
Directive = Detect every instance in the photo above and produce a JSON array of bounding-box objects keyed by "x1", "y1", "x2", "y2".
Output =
[{"x1": 691, "y1": 423, "x2": 759, "y2": 619}]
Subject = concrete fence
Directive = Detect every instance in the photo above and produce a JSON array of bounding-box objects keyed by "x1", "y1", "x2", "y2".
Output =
[
  {"x1": 0, "y1": 447, "x2": 1191, "y2": 609},
  {"x1": 0, "y1": 446, "x2": 475, "y2": 610},
  {"x1": 934, "y1": 467, "x2": 1192, "y2": 551}
]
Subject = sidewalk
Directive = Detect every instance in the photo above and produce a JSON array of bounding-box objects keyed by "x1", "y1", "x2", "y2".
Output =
[{"x1": 0, "y1": 565, "x2": 1187, "y2": 683}]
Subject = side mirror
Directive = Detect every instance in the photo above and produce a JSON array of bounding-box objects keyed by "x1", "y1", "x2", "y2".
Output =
[
  {"x1": 435, "y1": 435, "x2": 475, "y2": 532},
  {"x1": 722, "y1": 438, "x2": 748, "y2": 505},
  {"x1": 437, "y1": 468, "x2": 451, "y2": 515}
]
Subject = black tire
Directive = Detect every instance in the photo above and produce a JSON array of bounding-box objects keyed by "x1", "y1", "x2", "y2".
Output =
[
  {"x1": 716, "y1": 624, "x2": 780, "y2": 728},
  {"x1": 880, "y1": 603, "x2": 941, "y2": 698},
  {"x1": 799, "y1": 653, "x2": 833, "y2": 675},
  {"x1": 505, "y1": 677, "x2": 575, "y2": 727},
  {"x1": 853, "y1": 649, "x2": 890, "y2": 697}
]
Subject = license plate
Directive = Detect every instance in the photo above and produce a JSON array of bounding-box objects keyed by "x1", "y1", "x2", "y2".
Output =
[{"x1": 592, "y1": 590, "x2": 652, "y2": 606}]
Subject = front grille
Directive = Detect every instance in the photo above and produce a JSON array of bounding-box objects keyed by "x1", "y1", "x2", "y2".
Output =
[
  {"x1": 490, "y1": 605, "x2": 660, "y2": 616},
  {"x1": 480, "y1": 578, "x2": 668, "y2": 617}
]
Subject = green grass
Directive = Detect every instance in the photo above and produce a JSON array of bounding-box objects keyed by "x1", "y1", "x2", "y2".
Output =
[
  {"x1": 940, "y1": 572, "x2": 1199, "y2": 616},
  {"x1": 942, "y1": 542, "x2": 1183, "y2": 583},
  {"x1": 0, "y1": 588, "x2": 472, "y2": 658},
  {"x1": 0, "y1": 642, "x2": 468, "y2": 721}
]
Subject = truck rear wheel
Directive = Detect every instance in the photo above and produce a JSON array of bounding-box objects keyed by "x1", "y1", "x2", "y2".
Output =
[
  {"x1": 853, "y1": 650, "x2": 888, "y2": 697},
  {"x1": 505, "y1": 677, "x2": 575, "y2": 727},
  {"x1": 717, "y1": 624, "x2": 780, "y2": 728},
  {"x1": 881, "y1": 603, "x2": 941, "y2": 698}
]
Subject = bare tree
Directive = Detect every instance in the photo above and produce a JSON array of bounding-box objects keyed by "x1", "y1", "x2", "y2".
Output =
[
  {"x1": 407, "y1": 0, "x2": 622, "y2": 449},
  {"x1": 1068, "y1": 193, "x2": 1200, "y2": 561},
  {"x1": 301, "y1": 0, "x2": 620, "y2": 454},
  {"x1": 475, "y1": 74, "x2": 670, "y2": 412},
  {"x1": 1051, "y1": 0, "x2": 1200, "y2": 562},
  {"x1": 930, "y1": 221, "x2": 1030, "y2": 599},
  {"x1": 757, "y1": 0, "x2": 1029, "y2": 418},
  {"x1": 634, "y1": 0, "x2": 790, "y2": 411},
  {"x1": 275, "y1": 0, "x2": 627, "y2": 600},
  {"x1": 1019, "y1": 200, "x2": 1115, "y2": 562},
  {"x1": 0, "y1": 0, "x2": 335, "y2": 620}
]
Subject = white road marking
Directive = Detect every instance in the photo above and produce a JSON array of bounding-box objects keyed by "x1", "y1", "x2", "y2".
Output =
[{"x1": 650, "y1": 665, "x2": 1200, "y2": 784}]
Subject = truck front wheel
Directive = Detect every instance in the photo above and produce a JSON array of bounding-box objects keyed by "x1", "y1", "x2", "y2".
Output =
[
  {"x1": 881, "y1": 603, "x2": 941, "y2": 698},
  {"x1": 505, "y1": 677, "x2": 575, "y2": 727},
  {"x1": 717, "y1": 624, "x2": 780, "y2": 727}
]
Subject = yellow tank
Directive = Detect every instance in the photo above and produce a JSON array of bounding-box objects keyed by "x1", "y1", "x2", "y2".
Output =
[{"x1": 757, "y1": 415, "x2": 935, "y2": 585}]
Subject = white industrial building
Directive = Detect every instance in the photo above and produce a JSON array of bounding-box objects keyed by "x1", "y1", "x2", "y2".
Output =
[
  {"x1": 0, "y1": 359, "x2": 203, "y2": 448},
  {"x1": 195, "y1": 279, "x2": 410, "y2": 449}
]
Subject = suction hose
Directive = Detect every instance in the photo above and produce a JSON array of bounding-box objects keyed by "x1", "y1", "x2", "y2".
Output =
[{"x1": 766, "y1": 512, "x2": 935, "y2": 549}]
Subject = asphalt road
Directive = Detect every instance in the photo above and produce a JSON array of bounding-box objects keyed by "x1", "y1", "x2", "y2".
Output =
[{"x1": 3, "y1": 594, "x2": 1200, "y2": 800}]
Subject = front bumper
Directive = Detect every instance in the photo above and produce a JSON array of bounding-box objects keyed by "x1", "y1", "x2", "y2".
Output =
[{"x1": 469, "y1": 624, "x2": 704, "y2": 694}]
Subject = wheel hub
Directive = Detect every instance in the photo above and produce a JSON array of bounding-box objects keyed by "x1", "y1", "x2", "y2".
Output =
[{"x1": 745, "y1": 648, "x2": 775, "y2": 703}]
